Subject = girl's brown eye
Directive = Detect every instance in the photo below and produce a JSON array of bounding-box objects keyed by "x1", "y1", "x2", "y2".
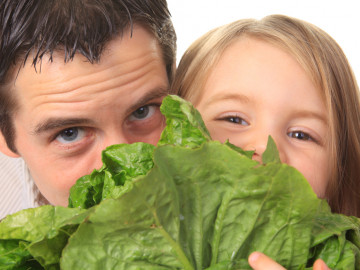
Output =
[
  {"x1": 288, "y1": 131, "x2": 312, "y2": 141},
  {"x1": 226, "y1": 116, "x2": 249, "y2": 126}
]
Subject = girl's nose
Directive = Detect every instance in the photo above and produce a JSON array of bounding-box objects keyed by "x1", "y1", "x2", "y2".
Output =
[
  {"x1": 245, "y1": 135, "x2": 287, "y2": 164},
  {"x1": 243, "y1": 131, "x2": 287, "y2": 164},
  {"x1": 243, "y1": 136, "x2": 268, "y2": 163}
]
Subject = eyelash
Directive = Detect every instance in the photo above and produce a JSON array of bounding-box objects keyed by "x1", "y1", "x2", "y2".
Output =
[
  {"x1": 216, "y1": 113, "x2": 320, "y2": 144},
  {"x1": 217, "y1": 114, "x2": 249, "y2": 126},
  {"x1": 55, "y1": 127, "x2": 86, "y2": 144},
  {"x1": 50, "y1": 102, "x2": 162, "y2": 143},
  {"x1": 128, "y1": 103, "x2": 161, "y2": 121},
  {"x1": 51, "y1": 127, "x2": 93, "y2": 149},
  {"x1": 287, "y1": 130, "x2": 318, "y2": 144}
]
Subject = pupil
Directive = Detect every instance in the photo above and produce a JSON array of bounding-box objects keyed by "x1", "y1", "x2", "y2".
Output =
[
  {"x1": 61, "y1": 128, "x2": 78, "y2": 141},
  {"x1": 134, "y1": 106, "x2": 149, "y2": 119},
  {"x1": 293, "y1": 132, "x2": 308, "y2": 140},
  {"x1": 230, "y1": 117, "x2": 240, "y2": 123}
]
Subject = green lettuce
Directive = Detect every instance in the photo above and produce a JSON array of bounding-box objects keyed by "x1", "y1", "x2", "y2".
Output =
[{"x1": 0, "y1": 95, "x2": 359, "y2": 269}]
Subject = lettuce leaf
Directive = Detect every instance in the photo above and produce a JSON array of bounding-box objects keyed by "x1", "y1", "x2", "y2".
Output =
[
  {"x1": 1, "y1": 95, "x2": 359, "y2": 269},
  {"x1": 68, "y1": 143, "x2": 155, "y2": 209}
]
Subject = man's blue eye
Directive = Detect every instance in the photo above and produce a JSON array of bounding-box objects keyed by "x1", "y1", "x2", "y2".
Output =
[
  {"x1": 128, "y1": 105, "x2": 157, "y2": 121},
  {"x1": 56, "y1": 127, "x2": 85, "y2": 144},
  {"x1": 132, "y1": 106, "x2": 150, "y2": 119},
  {"x1": 60, "y1": 128, "x2": 78, "y2": 141}
]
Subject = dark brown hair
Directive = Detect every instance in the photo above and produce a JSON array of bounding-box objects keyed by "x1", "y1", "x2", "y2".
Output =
[{"x1": 0, "y1": 0, "x2": 176, "y2": 152}]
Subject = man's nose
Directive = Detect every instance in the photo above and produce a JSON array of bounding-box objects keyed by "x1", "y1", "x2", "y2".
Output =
[
  {"x1": 103, "y1": 131, "x2": 130, "y2": 148},
  {"x1": 93, "y1": 131, "x2": 130, "y2": 169}
]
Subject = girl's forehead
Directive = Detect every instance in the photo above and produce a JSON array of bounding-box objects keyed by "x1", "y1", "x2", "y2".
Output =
[
  {"x1": 221, "y1": 35, "x2": 326, "y2": 97},
  {"x1": 200, "y1": 36, "x2": 328, "y2": 115}
]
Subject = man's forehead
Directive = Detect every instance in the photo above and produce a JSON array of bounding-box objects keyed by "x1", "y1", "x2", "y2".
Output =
[
  {"x1": 18, "y1": 24, "x2": 159, "y2": 75},
  {"x1": 12, "y1": 22, "x2": 168, "y2": 119}
]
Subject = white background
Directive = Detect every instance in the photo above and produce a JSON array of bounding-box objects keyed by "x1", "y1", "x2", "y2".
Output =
[{"x1": 168, "y1": 0, "x2": 360, "y2": 83}]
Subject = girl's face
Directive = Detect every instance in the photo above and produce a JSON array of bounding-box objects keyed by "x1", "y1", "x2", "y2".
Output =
[{"x1": 194, "y1": 37, "x2": 331, "y2": 197}]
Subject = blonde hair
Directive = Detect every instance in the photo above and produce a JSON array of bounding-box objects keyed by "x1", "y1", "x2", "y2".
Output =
[{"x1": 172, "y1": 14, "x2": 360, "y2": 217}]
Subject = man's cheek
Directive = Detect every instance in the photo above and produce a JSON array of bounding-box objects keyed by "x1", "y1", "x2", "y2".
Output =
[{"x1": 29, "y1": 162, "x2": 77, "y2": 194}]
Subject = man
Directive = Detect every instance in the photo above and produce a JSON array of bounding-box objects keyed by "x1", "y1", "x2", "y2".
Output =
[{"x1": 0, "y1": 0, "x2": 176, "y2": 218}]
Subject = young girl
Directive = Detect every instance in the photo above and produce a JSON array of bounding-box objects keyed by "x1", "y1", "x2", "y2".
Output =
[{"x1": 172, "y1": 14, "x2": 360, "y2": 269}]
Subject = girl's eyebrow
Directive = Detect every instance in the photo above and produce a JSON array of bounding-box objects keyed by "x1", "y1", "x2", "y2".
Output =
[
  {"x1": 202, "y1": 92, "x2": 251, "y2": 107},
  {"x1": 291, "y1": 110, "x2": 328, "y2": 125}
]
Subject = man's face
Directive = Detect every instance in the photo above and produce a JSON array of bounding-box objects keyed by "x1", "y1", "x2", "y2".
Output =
[{"x1": 7, "y1": 26, "x2": 169, "y2": 206}]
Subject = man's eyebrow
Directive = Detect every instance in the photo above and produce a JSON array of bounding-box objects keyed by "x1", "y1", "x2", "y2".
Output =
[
  {"x1": 32, "y1": 87, "x2": 169, "y2": 135},
  {"x1": 33, "y1": 118, "x2": 96, "y2": 135},
  {"x1": 125, "y1": 87, "x2": 170, "y2": 114}
]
